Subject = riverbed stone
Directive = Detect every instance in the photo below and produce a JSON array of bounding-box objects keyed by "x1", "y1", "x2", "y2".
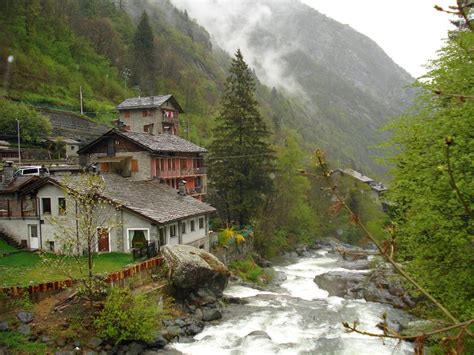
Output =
[
  {"x1": 178, "y1": 336, "x2": 195, "y2": 343},
  {"x1": 202, "y1": 309, "x2": 222, "y2": 322},
  {"x1": 194, "y1": 308, "x2": 203, "y2": 321},
  {"x1": 17, "y1": 311, "x2": 34, "y2": 324},
  {"x1": 314, "y1": 271, "x2": 366, "y2": 298},
  {"x1": 127, "y1": 342, "x2": 145, "y2": 355},
  {"x1": 162, "y1": 245, "x2": 229, "y2": 300},
  {"x1": 0, "y1": 321, "x2": 9, "y2": 331},
  {"x1": 246, "y1": 330, "x2": 271, "y2": 340},
  {"x1": 146, "y1": 333, "x2": 168, "y2": 349},
  {"x1": 165, "y1": 325, "x2": 184, "y2": 337},
  {"x1": 186, "y1": 323, "x2": 203, "y2": 335},
  {"x1": 17, "y1": 324, "x2": 31, "y2": 336},
  {"x1": 87, "y1": 337, "x2": 103, "y2": 349}
]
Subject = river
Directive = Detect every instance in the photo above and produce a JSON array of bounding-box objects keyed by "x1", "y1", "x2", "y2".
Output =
[{"x1": 172, "y1": 249, "x2": 414, "y2": 354}]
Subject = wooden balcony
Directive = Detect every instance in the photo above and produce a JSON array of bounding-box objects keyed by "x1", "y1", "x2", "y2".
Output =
[{"x1": 156, "y1": 166, "x2": 206, "y2": 178}]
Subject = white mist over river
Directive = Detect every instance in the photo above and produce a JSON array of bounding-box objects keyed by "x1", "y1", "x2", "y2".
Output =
[{"x1": 172, "y1": 249, "x2": 414, "y2": 354}]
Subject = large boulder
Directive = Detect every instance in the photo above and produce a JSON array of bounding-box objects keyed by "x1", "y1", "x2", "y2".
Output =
[
  {"x1": 162, "y1": 245, "x2": 229, "y2": 299},
  {"x1": 313, "y1": 271, "x2": 366, "y2": 298}
]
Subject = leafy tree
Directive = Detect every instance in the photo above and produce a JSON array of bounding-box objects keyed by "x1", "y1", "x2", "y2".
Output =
[
  {"x1": 209, "y1": 49, "x2": 274, "y2": 226},
  {"x1": 0, "y1": 99, "x2": 51, "y2": 143},
  {"x1": 255, "y1": 131, "x2": 317, "y2": 256},
  {"x1": 132, "y1": 11, "x2": 156, "y2": 95},
  {"x1": 43, "y1": 174, "x2": 119, "y2": 306},
  {"x1": 387, "y1": 29, "x2": 474, "y2": 320}
]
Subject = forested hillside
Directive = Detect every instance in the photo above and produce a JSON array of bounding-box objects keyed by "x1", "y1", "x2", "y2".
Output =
[{"x1": 0, "y1": 0, "x2": 307, "y2": 149}]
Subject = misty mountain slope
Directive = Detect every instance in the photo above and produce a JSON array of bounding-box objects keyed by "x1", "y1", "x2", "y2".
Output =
[{"x1": 172, "y1": 0, "x2": 415, "y2": 173}]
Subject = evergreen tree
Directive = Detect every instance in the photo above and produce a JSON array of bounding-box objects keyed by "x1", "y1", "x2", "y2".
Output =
[
  {"x1": 209, "y1": 49, "x2": 274, "y2": 226},
  {"x1": 132, "y1": 11, "x2": 156, "y2": 95}
]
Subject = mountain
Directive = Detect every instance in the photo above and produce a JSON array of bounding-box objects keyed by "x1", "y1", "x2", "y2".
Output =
[
  {"x1": 0, "y1": 0, "x2": 413, "y2": 174},
  {"x1": 171, "y1": 0, "x2": 415, "y2": 173}
]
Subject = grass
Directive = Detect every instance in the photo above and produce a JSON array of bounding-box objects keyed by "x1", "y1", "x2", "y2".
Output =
[
  {"x1": 0, "y1": 331, "x2": 48, "y2": 353},
  {"x1": 0, "y1": 251, "x2": 134, "y2": 287},
  {"x1": 0, "y1": 240, "x2": 18, "y2": 254}
]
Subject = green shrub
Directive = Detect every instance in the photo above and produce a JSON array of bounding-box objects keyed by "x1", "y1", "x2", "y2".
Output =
[
  {"x1": 94, "y1": 287, "x2": 159, "y2": 344},
  {"x1": 229, "y1": 256, "x2": 272, "y2": 285}
]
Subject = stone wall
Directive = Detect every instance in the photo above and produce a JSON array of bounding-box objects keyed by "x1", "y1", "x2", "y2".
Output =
[{"x1": 211, "y1": 237, "x2": 254, "y2": 266}]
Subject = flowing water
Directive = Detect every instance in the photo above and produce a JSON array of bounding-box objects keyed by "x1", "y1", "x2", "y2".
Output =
[{"x1": 172, "y1": 249, "x2": 414, "y2": 354}]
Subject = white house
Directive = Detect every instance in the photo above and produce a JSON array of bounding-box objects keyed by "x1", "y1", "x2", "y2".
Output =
[{"x1": 0, "y1": 171, "x2": 215, "y2": 253}]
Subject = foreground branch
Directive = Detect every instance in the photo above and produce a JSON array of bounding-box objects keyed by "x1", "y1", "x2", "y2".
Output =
[
  {"x1": 309, "y1": 150, "x2": 463, "y2": 326},
  {"x1": 343, "y1": 319, "x2": 473, "y2": 340}
]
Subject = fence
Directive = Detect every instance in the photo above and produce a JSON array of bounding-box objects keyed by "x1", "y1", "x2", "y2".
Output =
[
  {"x1": 0, "y1": 256, "x2": 163, "y2": 300},
  {"x1": 132, "y1": 241, "x2": 157, "y2": 261}
]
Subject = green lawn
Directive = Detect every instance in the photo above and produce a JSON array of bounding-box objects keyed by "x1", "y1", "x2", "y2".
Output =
[
  {"x1": 0, "y1": 240, "x2": 18, "y2": 254},
  {"x1": 0, "y1": 251, "x2": 134, "y2": 287}
]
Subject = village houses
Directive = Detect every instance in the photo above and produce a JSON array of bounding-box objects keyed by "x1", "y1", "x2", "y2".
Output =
[{"x1": 0, "y1": 95, "x2": 216, "y2": 253}]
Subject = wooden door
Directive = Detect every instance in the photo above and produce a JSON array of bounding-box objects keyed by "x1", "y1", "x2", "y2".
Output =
[{"x1": 97, "y1": 228, "x2": 110, "y2": 252}]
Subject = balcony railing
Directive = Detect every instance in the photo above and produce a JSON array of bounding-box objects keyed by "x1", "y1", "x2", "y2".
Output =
[{"x1": 157, "y1": 166, "x2": 206, "y2": 178}]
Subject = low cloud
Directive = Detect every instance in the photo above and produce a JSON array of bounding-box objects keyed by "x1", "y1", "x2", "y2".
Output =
[{"x1": 169, "y1": 0, "x2": 304, "y2": 95}]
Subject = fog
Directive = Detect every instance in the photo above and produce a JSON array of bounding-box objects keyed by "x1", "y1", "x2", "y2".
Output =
[{"x1": 169, "y1": 0, "x2": 305, "y2": 95}]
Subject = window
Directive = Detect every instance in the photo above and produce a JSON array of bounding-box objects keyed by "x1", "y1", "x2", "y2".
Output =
[
  {"x1": 58, "y1": 197, "x2": 66, "y2": 215},
  {"x1": 170, "y1": 224, "x2": 176, "y2": 237},
  {"x1": 181, "y1": 222, "x2": 186, "y2": 234},
  {"x1": 41, "y1": 198, "x2": 51, "y2": 214},
  {"x1": 48, "y1": 241, "x2": 55, "y2": 252},
  {"x1": 144, "y1": 123, "x2": 154, "y2": 133},
  {"x1": 131, "y1": 159, "x2": 139, "y2": 172},
  {"x1": 124, "y1": 111, "x2": 130, "y2": 118},
  {"x1": 159, "y1": 228, "x2": 166, "y2": 246},
  {"x1": 199, "y1": 217, "x2": 204, "y2": 229},
  {"x1": 70, "y1": 146, "x2": 75, "y2": 151},
  {"x1": 127, "y1": 228, "x2": 149, "y2": 249},
  {"x1": 190, "y1": 220, "x2": 195, "y2": 232}
]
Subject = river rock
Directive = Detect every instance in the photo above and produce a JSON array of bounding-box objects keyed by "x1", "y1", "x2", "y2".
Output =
[
  {"x1": 313, "y1": 271, "x2": 366, "y2": 298},
  {"x1": 17, "y1": 311, "x2": 34, "y2": 324},
  {"x1": 186, "y1": 323, "x2": 203, "y2": 336},
  {"x1": 162, "y1": 245, "x2": 229, "y2": 299},
  {"x1": 339, "y1": 259, "x2": 370, "y2": 270},
  {"x1": 363, "y1": 265, "x2": 415, "y2": 308},
  {"x1": 146, "y1": 333, "x2": 168, "y2": 349},
  {"x1": 0, "y1": 321, "x2": 9, "y2": 331},
  {"x1": 17, "y1": 324, "x2": 31, "y2": 336},
  {"x1": 202, "y1": 309, "x2": 222, "y2": 322},
  {"x1": 127, "y1": 341, "x2": 145, "y2": 355},
  {"x1": 87, "y1": 337, "x2": 103, "y2": 349},
  {"x1": 246, "y1": 330, "x2": 271, "y2": 340},
  {"x1": 253, "y1": 254, "x2": 272, "y2": 268}
]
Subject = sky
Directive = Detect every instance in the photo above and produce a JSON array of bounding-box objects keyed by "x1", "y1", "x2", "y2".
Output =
[
  {"x1": 299, "y1": 0, "x2": 456, "y2": 77},
  {"x1": 171, "y1": 0, "x2": 457, "y2": 78}
]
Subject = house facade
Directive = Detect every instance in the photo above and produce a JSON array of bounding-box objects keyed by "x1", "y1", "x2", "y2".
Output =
[
  {"x1": 0, "y1": 172, "x2": 215, "y2": 252},
  {"x1": 78, "y1": 129, "x2": 208, "y2": 199},
  {"x1": 117, "y1": 95, "x2": 183, "y2": 136}
]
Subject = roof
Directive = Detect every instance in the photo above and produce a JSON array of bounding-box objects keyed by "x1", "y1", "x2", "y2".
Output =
[
  {"x1": 0, "y1": 140, "x2": 10, "y2": 147},
  {"x1": 340, "y1": 168, "x2": 374, "y2": 183},
  {"x1": 40, "y1": 174, "x2": 215, "y2": 224},
  {"x1": 78, "y1": 129, "x2": 207, "y2": 155},
  {"x1": 0, "y1": 176, "x2": 39, "y2": 194},
  {"x1": 117, "y1": 95, "x2": 184, "y2": 113},
  {"x1": 120, "y1": 131, "x2": 207, "y2": 154},
  {"x1": 99, "y1": 174, "x2": 215, "y2": 223},
  {"x1": 45, "y1": 137, "x2": 81, "y2": 144}
]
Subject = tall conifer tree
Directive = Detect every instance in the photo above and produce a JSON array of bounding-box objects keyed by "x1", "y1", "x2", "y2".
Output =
[
  {"x1": 132, "y1": 11, "x2": 156, "y2": 95},
  {"x1": 209, "y1": 50, "x2": 274, "y2": 226}
]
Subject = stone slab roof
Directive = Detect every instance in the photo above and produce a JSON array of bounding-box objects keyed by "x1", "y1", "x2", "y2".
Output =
[
  {"x1": 117, "y1": 95, "x2": 184, "y2": 113},
  {"x1": 120, "y1": 131, "x2": 207, "y2": 154},
  {"x1": 51, "y1": 174, "x2": 215, "y2": 224},
  {"x1": 0, "y1": 176, "x2": 39, "y2": 194}
]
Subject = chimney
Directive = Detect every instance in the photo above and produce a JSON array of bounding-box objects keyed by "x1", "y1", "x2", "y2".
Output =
[
  {"x1": 2, "y1": 161, "x2": 15, "y2": 185},
  {"x1": 178, "y1": 180, "x2": 187, "y2": 196}
]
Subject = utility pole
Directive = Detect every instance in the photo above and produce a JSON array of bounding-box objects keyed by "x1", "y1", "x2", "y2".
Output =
[
  {"x1": 80, "y1": 86, "x2": 84, "y2": 115},
  {"x1": 16, "y1": 119, "x2": 21, "y2": 166}
]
